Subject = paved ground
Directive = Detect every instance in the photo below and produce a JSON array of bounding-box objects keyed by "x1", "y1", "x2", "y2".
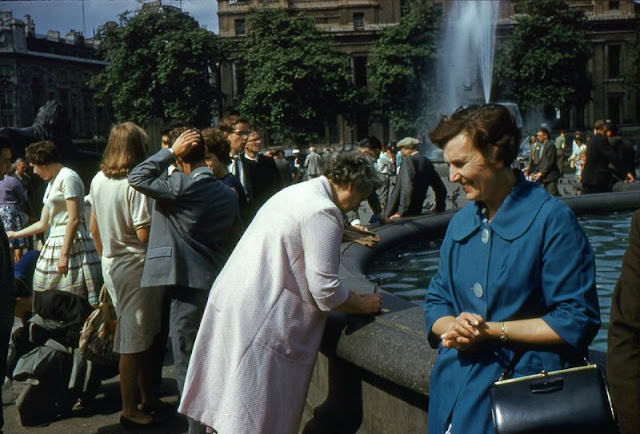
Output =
[{"x1": 3, "y1": 365, "x2": 189, "y2": 434}]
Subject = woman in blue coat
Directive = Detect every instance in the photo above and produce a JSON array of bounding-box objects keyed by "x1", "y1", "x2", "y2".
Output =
[{"x1": 424, "y1": 104, "x2": 601, "y2": 434}]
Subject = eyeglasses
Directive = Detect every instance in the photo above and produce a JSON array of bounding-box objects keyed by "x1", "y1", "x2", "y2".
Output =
[{"x1": 232, "y1": 129, "x2": 251, "y2": 137}]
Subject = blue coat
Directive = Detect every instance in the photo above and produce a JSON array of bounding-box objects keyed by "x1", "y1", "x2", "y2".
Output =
[{"x1": 424, "y1": 173, "x2": 600, "y2": 434}]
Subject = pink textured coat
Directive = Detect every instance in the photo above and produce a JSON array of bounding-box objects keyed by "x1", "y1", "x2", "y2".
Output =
[{"x1": 179, "y1": 176, "x2": 349, "y2": 434}]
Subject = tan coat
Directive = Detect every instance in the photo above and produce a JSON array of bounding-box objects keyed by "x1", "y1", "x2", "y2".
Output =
[{"x1": 179, "y1": 176, "x2": 349, "y2": 434}]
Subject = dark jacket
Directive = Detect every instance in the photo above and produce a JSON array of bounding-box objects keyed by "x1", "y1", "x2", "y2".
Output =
[
  {"x1": 607, "y1": 210, "x2": 640, "y2": 434},
  {"x1": 128, "y1": 149, "x2": 239, "y2": 291},
  {"x1": 241, "y1": 153, "x2": 281, "y2": 219},
  {"x1": 384, "y1": 152, "x2": 446, "y2": 218},
  {"x1": 609, "y1": 135, "x2": 636, "y2": 181},
  {"x1": 536, "y1": 140, "x2": 560, "y2": 184},
  {"x1": 582, "y1": 134, "x2": 623, "y2": 191}
]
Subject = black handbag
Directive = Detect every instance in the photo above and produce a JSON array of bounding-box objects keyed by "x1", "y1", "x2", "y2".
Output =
[{"x1": 490, "y1": 351, "x2": 617, "y2": 434}]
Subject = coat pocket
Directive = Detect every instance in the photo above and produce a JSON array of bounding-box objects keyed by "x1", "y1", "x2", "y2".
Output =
[{"x1": 146, "y1": 247, "x2": 173, "y2": 259}]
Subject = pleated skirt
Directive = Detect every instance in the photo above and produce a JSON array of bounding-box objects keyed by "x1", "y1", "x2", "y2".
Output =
[{"x1": 32, "y1": 231, "x2": 102, "y2": 302}]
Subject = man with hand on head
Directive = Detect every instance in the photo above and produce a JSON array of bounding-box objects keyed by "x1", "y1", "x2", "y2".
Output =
[{"x1": 128, "y1": 129, "x2": 239, "y2": 434}]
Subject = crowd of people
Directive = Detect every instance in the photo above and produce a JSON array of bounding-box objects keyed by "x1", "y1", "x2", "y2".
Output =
[
  {"x1": 524, "y1": 120, "x2": 636, "y2": 195},
  {"x1": 0, "y1": 105, "x2": 638, "y2": 434}
]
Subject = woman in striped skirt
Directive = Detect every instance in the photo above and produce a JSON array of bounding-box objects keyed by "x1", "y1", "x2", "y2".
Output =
[{"x1": 7, "y1": 140, "x2": 101, "y2": 307}]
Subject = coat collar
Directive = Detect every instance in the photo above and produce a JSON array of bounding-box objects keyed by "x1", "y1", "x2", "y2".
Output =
[
  {"x1": 451, "y1": 171, "x2": 550, "y2": 242},
  {"x1": 190, "y1": 166, "x2": 214, "y2": 180}
]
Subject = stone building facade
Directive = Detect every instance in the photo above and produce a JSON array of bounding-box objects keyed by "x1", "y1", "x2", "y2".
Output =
[
  {"x1": 0, "y1": 10, "x2": 110, "y2": 138},
  {"x1": 217, "y1": 0, "x2": 422, "y2": 144},
  {"x1": 496, "y1": 0, "x2": 640, "y2": 130},
  {"x1": 218, "y1": 0, "x2": 639, "y2": 143}
]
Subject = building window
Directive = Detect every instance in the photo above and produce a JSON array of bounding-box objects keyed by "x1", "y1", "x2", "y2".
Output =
[
  {"x1": 607, "y1": 44, "x2": 622, "y2": 79},
  {"x1": 353, "y1": 13, "x2": 364, "y2": 30},
  {"x1": 609, "y1": 1, "x2": 620, "y2": 10},
  {"x1": 400, "y1": 0, "x2": 409, "y2": 17},
  {"x1": 607, "y1": 94, "x2": 623, "y2": 126},
  {"x1": 0, "y1": 90, "x2": 14, "y2": 110},
  {"x1": 232, "y1": 62, "x2": 246, "y2": 98},
  {"x1": 353, "y1": 56, "x2": 367, "y2": 88},
  {"x1": 234, "y1": 19, "x2": 246, "y2": 36}
]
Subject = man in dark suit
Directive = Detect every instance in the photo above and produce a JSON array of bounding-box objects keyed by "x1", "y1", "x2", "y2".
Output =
[
  {"x1": 129, "y1": 130, "x2": 238, "y2": 433},
  {"x1": 607, "y1": 210, "x2": 640, "y2": 434},
  {"x1": 241, "y1": 131, "x2": 281, "y2": 221},
  {"x1": 530, "y1": 128, "x2": 560, "y2": 195},
  {"x1": 582, "y1": 120, "x2": 632, "y2": 194},
  {"x1": 384, "y1": 137, "x2": 446, "y2": 220}
]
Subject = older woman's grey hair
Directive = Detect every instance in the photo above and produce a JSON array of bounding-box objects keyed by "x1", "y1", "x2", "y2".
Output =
[
  {"x1": 429, "y1": 104, "x2": 520, "y2": 167},
  {"x1": 324, "y1": 151, "x2": 382, "y2": 195}
]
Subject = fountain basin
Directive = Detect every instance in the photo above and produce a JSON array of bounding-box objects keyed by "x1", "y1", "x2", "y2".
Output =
[{"x1": 302, "y1": 191, "x2": 640, "y2": 433}]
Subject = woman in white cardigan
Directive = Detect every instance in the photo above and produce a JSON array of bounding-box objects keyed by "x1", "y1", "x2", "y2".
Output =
[{"x1": 179, "y1": 152, "x2": 382, "y2": 434}]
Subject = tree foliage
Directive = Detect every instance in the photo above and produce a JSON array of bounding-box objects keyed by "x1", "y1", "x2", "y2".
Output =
[
  {"x1": 237, "y1": 8, "x2": 357, "y2": 145},
  {"x1": 367, "y1": 0, "x2": 439, "y2": 135},
  {"x1": 91, "y1": 7, "x2": 224, "y2": 126},
  {"x1": 495, "y1": 0, "x2": 592, "y2": 111}
]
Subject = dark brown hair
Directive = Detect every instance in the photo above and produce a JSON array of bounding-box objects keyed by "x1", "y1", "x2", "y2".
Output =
[
  {"x1": 174, "y1": 128, "x2": 205, "y2": 164},
  {"x1": 202, "y1": 127, "x2": 231, "y2": 166},
  {"x1": 101, "y1": 122, "x2": 148, "y2": 179},
  {"x1": 26, "y1": 140, "x2": 60, "y2": 165},
  {"x1": 429, "y1": 104, "x2": 519, "y2": 166},
  {"x1": 219, "y1": 115, "x2": 250, "y2": 135}
]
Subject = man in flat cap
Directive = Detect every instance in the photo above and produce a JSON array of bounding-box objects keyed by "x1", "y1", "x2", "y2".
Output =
[{"x1": 384, "y1": 137, "x2": 446, "y2": 220}]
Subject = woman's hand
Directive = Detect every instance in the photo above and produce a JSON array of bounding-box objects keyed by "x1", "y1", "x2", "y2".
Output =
[
  {"x1": 334, "y1": 292, "x2": 382, "y2": 314},
  {"x1": 358, "y1": 293, "x2": 382, "y2": 314},
  {"x1": 57, "y1": 253, "x2": 69, "y2": 275},
  {"x1": 440, "y1": 312, "x2": 487, "y2": 351}
]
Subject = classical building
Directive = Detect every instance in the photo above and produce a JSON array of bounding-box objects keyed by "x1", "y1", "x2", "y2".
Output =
[
  {"x1": 217, "y1": 0, "x2": 428, "y2": 144},
  {"x1": 496, "y1": 0, "x2": 640, "y2": 130},
  {"x1": 0, "y1": 10, "x2": 110, "y2": 138},
  {"x1": 218, "y1": 0, "x2": 639, "y2": 143}
]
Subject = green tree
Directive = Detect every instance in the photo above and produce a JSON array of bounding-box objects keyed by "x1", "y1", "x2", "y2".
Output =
[
  {"x1": 367, "y1": 0, "x2": 439, "y2": 135},
  {"x1": 91, "y1": 6, "x2": 224, "y2": 126},
  {"x1": 495, "y1": 0, "x2": 592, "y2": 112},
  {"x1": 237, "y1": 8, "x2": 357, "y2": 145}
]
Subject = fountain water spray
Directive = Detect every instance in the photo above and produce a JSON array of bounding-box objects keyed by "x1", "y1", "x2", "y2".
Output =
[{"x1": 435, "y1": 1, "x2": 499, "y2": 115}]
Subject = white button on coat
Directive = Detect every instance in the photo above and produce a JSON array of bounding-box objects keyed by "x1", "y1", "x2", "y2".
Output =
[{"x1": 473, "y1": 282, "x2": 483, "y2": 298}]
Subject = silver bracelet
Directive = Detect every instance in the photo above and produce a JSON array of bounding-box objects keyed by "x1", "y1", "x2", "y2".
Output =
[{"x1": 499, "y1": 321, "x2": 508, "y2": 345}]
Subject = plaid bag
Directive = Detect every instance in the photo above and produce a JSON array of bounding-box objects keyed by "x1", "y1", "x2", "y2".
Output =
[{"x1": 78, "y1": 285, "x2": 118, "y2": 366}]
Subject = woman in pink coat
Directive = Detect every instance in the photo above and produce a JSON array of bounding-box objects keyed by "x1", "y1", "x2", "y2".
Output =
[{"x1": 179, "y1": 152, "x2": 382, "y2": 434}]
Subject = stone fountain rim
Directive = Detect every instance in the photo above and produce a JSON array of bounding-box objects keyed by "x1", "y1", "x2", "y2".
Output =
[{"x1": 335, "y1": 191, "x2": 640, "y2": 397}]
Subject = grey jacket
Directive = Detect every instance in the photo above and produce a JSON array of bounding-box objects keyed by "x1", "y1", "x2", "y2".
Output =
[{"x1": 128, "y1": 149, "x2": 239, "y2": 291}]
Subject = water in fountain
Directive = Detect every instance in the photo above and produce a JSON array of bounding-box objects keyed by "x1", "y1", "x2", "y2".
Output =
[
  {"x1": 367, "y1": 210, "x2": 633, "y2": 352},
  {"x1": 435, "y1": 1, "x2": 500, "y2": 115}
]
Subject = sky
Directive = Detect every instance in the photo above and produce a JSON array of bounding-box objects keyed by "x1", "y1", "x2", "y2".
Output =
[{"x1": 0, "y1": 0, "x2": 219, "y2": 37}]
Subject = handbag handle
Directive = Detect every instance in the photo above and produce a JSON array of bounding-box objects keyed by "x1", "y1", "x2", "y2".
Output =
[
  {"x1": 498, "y1": 349, "x2": 590, "y2": 382},
  {"x1": 498, "y1": 349, "x2": 525, "y2": 382}
]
